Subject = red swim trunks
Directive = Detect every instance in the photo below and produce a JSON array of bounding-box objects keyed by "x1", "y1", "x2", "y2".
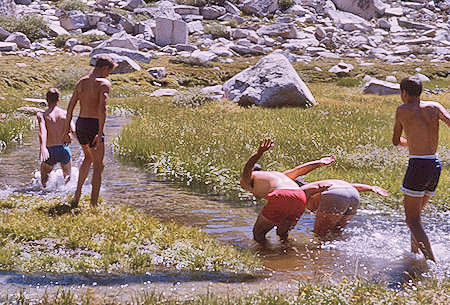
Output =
[{"x1": 261, "y1": 189, "x2": 307, "y2": 226}]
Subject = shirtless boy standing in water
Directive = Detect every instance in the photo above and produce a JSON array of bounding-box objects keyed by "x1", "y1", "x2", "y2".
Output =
[
  {"x1": 64, "y1": 55, "x2": 116, "y2": 207},
  {"x1": 240, "y1": 138, "x2": 334, "y2": 242},
  {"x1": 393, "y1": 76, "x2": 450, "y2": 261},
  {"x1": 38, "y1": 88, "x2": 75, "y2": 188}
]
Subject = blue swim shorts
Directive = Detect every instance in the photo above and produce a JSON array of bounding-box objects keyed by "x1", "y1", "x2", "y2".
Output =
[
  {"x1": 401, "y1": 155, "x2": 441, "y2": 197},
  {"x1": 44, "y1": 145, "x2": 72, "y2": 166}
]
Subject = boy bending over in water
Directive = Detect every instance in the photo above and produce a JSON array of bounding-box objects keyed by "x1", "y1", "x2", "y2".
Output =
[
  {"x1": 37, "y1": 88, "x2": 75, "y2": 188},
  {"x1": 393, "y1": 76, "x2": 450, "y2": 261}
]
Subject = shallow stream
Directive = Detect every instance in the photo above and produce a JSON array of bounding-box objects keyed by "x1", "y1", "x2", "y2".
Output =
[{"x1": 0, "y1": 114, "x2": 449, "y2": 294}]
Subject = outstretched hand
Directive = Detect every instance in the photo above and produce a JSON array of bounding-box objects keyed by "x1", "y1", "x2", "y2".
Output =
[
  {"x1": 372, "y1": 186, "x2": 389, "y2": 197},
  {"x1": 319, "y1": 155, "x2": 336, "y2": 166},
  {"x1": 257, "y1": 138, "x2": 274, "y2": 155}
]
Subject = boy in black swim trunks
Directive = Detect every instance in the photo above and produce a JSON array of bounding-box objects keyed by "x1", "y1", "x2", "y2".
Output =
[
  {"x1": 37, "y1": 88, "x2": 75, "y2": 188},
  {"x1": 64, "y1": 55, "x2": 116, "y2": 207},
  {"x1": 392, "y1": 76, "x2": 450, "y2": 261}
]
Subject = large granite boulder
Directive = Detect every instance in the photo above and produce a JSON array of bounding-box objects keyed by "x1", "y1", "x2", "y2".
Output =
[
  {"x1": 155, "y1": 17, "x2": 188, "y2": 46},
  {"x1": 331, "y1": 0, "x2": 386, "y2": 20},
  {"x1": 201, "y1": 5, "x2": 226, "y2": 19},
  {"x1": 223, "y1": 53, "x2": 316, "y2": 107},
  {"x1": 362, "y1": 78, "x2": 400, "y2": 95},
  {"x1": 90, "y1": 46, "x2": 151, "y2": 63},
  {"x1": 0, "y1": 41, "x2": 17, "y2": 51},
  {"x1": 0, "y1": 0, "x2": 15, "y2": 16},
  {"x1": 327, "y1": 9, "x2": 371, "y2": 31},
  {"x1": 256, "y1": 23, "x2": 298, "y2": 39},
  {"x1": 0, "y1": 26, "x2": 10, "y2": 40},
  {"x1": 242, "y1": 0, "x2": 278, "y2": 17},
  {"x1": 60, "y1": 10, "x2": 89, "y2": 31},
  {"x1": 90, "y1": 53, "x2": 141, "y2": 74},
  {"x1": 5, "y1": 32, "x2": 30, "y2": 49}
]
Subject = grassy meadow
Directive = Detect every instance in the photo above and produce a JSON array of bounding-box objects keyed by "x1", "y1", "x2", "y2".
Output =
[{"x1": 0, "y1": 195, "x2": 259, "y2": 275}]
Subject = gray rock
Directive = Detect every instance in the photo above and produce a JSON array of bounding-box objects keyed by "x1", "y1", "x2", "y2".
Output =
[
  {"x1": 150, "y1": 88, "x2": 178, "y2": 97},
  {"x1": 282, "y1": 38, "x2": 319, "y2": 51},
  {"x1": 148, "y1": 67, "x2": 166, "y2": 79},
  {"x1": 122, "y1": 0, "x2": 144, "y2": 11},
  {"x1": 0, "y1": 41, "x2": 17, "y2": 51},
  {"x1": 384, "y1": 7, "x2": 403, "y2": 17},
  {"x1": 190, "y1": 50, "x2": 218, "y2": 64},
  {"x1": 119, "y1": 16, "x2": 135, "y2": 34},
  {"x1": 187, "y1": 20, "x2": 203, "y2": 33},
  {"x1": 176, "y1": 43, "x2": 198, "y2": 52},
  {"x1": 155, "y1": 17, "x2": 188, "y2": 46},
  {"x1": 398, "y1": 17, "x2": 434, "y2": 31},
  {"x1": 90, "y1": 53, "x2": 141, "y2": 74},
  {"x1": 287, "y1": 5, "x2": 309, "y2": 16},
  {"x1": 327, "y1": 10, "x2": 371, "y2": 31},
  {"x1": 5, "y1": 32, "x2": 30, "y2": 49},
  {"x1": 229, "y1": 44, "x2": 265, "y2": 56},
  {"x1": 242, "y1": 0, "x2": 278, "y2": 17},
  {"x1": 173, "y1": 5, "x2": 200, "y2": 15},
  {"x1": 65, "y1": 37, "x2": 81, "y2": 49},
  {"x1": 328, "y1": 61, "x2": 354, "y2": 76},
  {"x1": 72, "y1": 45, "x2": 93, "y2": 53},
  {"x1": 224, "y1": 1, "x2": 241, "y2": 15},
  {"x1": 87, "y1": 12, "x2": 103, "y2": 28},
  {"x1": 90, "y1": 46, "x2": 151, "y2": 63},
  {"x1": 0, "y1": 0, "x2": 15, "y2": 16},
  {"x1": 17, "y1": 106, "x2": 44, "y2": 115},
  {"x1": 97, "y1": 34, "x2": 138, "y2": 50},
  {"x1": 377, "y1": 18, "x2": 391, "y2": 29},
  {"x1": 362, "y1": 79, "x2": 400, "y2": 95},
  {"x1": 16, "y1": 0, "x2": 31, "y2": 5},
  {"x1": 331, "y1": 0, "x2": 386, "y2": 20},
  {"x1": 60, "y1": 10, "x2": 89, "y2": 31},
  {"x1": 97, "y1": 22, "x2": 122, "y2": 35},
  {"x1": 385, "y1": 75, "x2": 397, "y2": 82},
  {"x1": 256, "y1": 23, "x2": 297, "y2": 39},
  {"x1": 47, "y1": 23, "x2": 69, "y2": 37},
  {"x1": 414, "y1": 73, "x2": 430, "y2": 82},
  {"x1": 223, "y1": 52, "x2": 316, "y2": 107},
  {"x1": 201, "y1": 5, "x2": 226, "y2": 20},
  {"x1": 0, "y1": 26, "x2": 10, "y2": 40},
  {"x1": 210, "y1": 44, "x2": 235, "y2": 57}
]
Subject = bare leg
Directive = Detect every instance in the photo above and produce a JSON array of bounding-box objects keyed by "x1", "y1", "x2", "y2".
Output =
[
  {"x1": 410, "y1": 195, "x2": 430, "y2": 254},
  {"x1": 276, "y1": 219, "x2": 295, "y2": 242},
  {"x1": 90, "y1": 142, "x2": 105, "y2": 207},
  {"x1": 313, "y1": 211, "x2": 343, "y2": 237},
  {"x1": 332, "y1": 215, "x2": 355, "y2": 234},
  {"x1": 253, "y1": 213, "x2": 275, "y2": 243},
  {"x1": 404, "y1": 194, "x2": 435, "y2": 261},
  {"x1": 73, "y1": 145, "x2": 93, "y2": 204},
  {"x1": 40, "y1": 162, "x2": 54, "y2": 188},
  {"x1": 61, "y1": 161, "x2": 72, "y2": 184}
]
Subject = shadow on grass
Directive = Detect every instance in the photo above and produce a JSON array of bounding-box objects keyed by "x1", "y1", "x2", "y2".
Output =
[
  {"x1": 1, "y1": 271, "x2": 262, "y2": 287},
  {"x1": 38, "y1": 202, "x2": 81, "y2": 216}
]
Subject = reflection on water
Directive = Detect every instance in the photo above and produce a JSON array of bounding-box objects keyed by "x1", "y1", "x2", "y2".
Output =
[{"x1": 0, "y1": 115, "x2": 449, "y2": 287}]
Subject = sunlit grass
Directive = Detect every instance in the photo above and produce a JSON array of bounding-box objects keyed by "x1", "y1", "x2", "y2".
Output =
[
  {"x1": 113, "y1": 84, "x2": 449, "y2": 210},
  {"x1": 0, "y1": 195, "x2": 260, "y2": 274},
  {"x1": 3, "y1": 278, "x2": 449, "y2": 304}
]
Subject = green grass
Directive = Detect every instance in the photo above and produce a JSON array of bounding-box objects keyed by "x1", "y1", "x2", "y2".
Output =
[
  {"x1": 113, "y1": 84, "x2": 449, "y2": 210},
  {"x1": 2, "y1": 278, "x2": 449, "y2": 304},
  {"x1": 58, "y1": 0, "x2": 89, "y2": 12},
  {"x1": 0, "y1": 195, "x2": 260, "y2": 274},
  {"x1": 0, "y1": 116, "x2": 34, "y2": 152}
]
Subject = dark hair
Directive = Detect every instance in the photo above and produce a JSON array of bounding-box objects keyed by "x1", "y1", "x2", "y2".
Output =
[
  {"x1": 294, "y1": 177, "x2": 308, "y2": 187},
  {"x1": 400, "y1": 76, "x2": 422, "y2": 97},
  {"x1": 95, "y1": 55, "x2": 117, "y2": 69},
  {"x1": 46, "y1": 88, "x2": 60, "y2": 105}
]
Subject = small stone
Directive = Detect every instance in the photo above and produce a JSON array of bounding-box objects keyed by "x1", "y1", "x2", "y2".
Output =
[{"x1": 150, "y1": 89, "x2": 178, "y2": 97}]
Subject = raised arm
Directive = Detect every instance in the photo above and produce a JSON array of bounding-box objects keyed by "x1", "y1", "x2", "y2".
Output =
[
  {"x1": 300, "y1": 181, "x2": 332, "y2": 202},
  {"x1": 37, "y1": 113, "x2": 49, "y2": 162},
  {"x1": 283, "y1": 156, "x2": 335, "y2": 179},
  {"x1": 436, "y1": 102, "x2": 450, "y2": 127},
  {"x1": 240, "y1": 138, "x2": 273, "y2": 191},
  {"x1": 351, "y1": 183, "x2": 389, "y2": 197},
  {"x1": 392, "y1": 109, "x2": 408, "y2": 146}
]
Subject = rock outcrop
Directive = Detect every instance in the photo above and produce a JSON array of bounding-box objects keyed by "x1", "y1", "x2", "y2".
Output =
[
  {"x1": 223, "y1": 53, "x2": 316, "y2": 107},
  {"x1": 0, "y1": 0, "x2": 15, "y2": 16}
]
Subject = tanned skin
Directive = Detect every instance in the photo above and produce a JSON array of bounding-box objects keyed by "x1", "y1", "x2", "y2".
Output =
[
  {"x1": 37, "y1": 99, "x2": 75, "y2": 188},
  {"x1": 64, "y1": 65, "x2": 112, "y2": 207},
  {"x1": 392, "y1": 89, "x2": 450, "y2": 261},
  {"x1": 240, "y1": 138, "x2": 334, "y2": 242}
]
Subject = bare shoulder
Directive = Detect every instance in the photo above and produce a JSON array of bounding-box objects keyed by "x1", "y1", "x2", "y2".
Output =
[
  {"x1": 36, "y1": 111, "x2": 44, "y2": 120},
  {"x1": 96, "y1": 77, "x2": 111, "y2": 87}
]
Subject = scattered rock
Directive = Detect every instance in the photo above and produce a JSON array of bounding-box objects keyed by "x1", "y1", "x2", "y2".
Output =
[
  {"x1": 223, "y1": 52, "x2": 316, "y2": 107},
  {"x1": 150, "y1": 88, "x2": 178, "y2": 97},
  {"x1": 328, "y1": 61, "x2": 354, "y2": 76},
  {"x1": 155, "y1": 17, "x2": 188, "y2": 46},
  {"x1": 122, "y1": 0, "x2": 144, "y2": 11},
  {"x1": 362, "y1": 79, "x2": 400, "y2": 95},
  {"x1": 0, "y1": 26, "x2": 11, "y2": 40},
  {"x1": 0, "y1": 41, "x2": 17, "y2": 51},
  {"x1": 190, "y1": 50, "x2": 218, "y2": 65},
  {"x1": 5, "y1": 32, "x2": 31, "y2": 49},
  {"x1": 201, "y1": 6, "x2": 226, "y2": 20},
  {"x1": 242, "y1": 0, "x2": 278, "y2": 17},
  {"x1": 148, "y1": 67, "x2": 166, "y2": 79},
  {"x1": 385, "y1": 75, "x2": 397, "y2": 82},
  {"x1": 332, "y1": 0, "x2": 386, "y2": 20},
  {"x1": 90, "y1": 46, "x2": 151, "y2": 63},
  {"x1": 414, "y1": 73, "x2": 430, "y2": 82},
  {"x1": 90, "y1": 53, "x2": 141, "y2": 74},
  {"x1": 72, "y1": 45, "x2": 93, "y2": 53},
  {"x1": 60, "y1": 11, "x2": 89, "y2": 31},
  {"x1": 256, "y1": 23, "x2": 298, "y2": 39},
  {"x1": 0, "y1": 0, "x2": 15, "y2": 16},
  {"x1": 17, "y1": 106, "x2": 44, "y2": 115},
  {"x1": 24, "y1": 98, "x2": 47, "y2": 106}
]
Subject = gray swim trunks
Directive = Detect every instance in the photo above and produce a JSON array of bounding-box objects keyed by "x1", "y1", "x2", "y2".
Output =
[{"x1": 318, "y1": 187, "x2": 360, "y2": 215}]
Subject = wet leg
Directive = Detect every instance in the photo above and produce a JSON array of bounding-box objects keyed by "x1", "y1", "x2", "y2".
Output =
[
  {"x1": 313, "y1": 211, "x2": 343, "y2": 237},
  {"x1": 332, "y1": 215, "x2": 355, "y2": 234},
  {"x1": 61, "y1": 161, "x2": 72, "y2": 184},
  {"x1": 73, "y1": 145, "x2": 93, "y2": 205},
  {"x1": 276, "y1": 219, "x2": 295, "y2": 242},
  {"x1": 411, "y1": 195, "x2": 430, "y2": 254},
  {"x1": 40, "y1": 162, "x2": 53, "y2": 188},
  {"x1": 404, "y1": 194, "x2": 435, "y2": 261},
  {"x1": 253, "y1": 213, "x2": 275, "y2": 243},
  {"x1": 90, "y1": 142, "x2": 105, "y2": 207}
]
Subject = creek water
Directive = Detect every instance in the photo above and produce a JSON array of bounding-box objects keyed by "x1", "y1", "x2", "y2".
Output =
[{"x1": 0, "y1": 114, "x2": 449, "y2": 291}]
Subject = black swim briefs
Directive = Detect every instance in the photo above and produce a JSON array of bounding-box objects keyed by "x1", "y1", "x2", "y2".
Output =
[
  {"x1": 401, "y1": 156, "x2": 441, "y2": 197},
  {"x1": 76, "y1": 117, "x2": 105, "y2": 148}
]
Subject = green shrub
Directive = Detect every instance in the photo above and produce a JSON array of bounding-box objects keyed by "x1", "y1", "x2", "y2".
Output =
[
  {"x1": 58, "y1": 0, "x2": 89, "y2": 12},
  {"x1": 54, "y1": 33, "x2": 109, "y2": 48},
  {"x1": 204, "y1": 23, "x2": 230, "y2": 39},
  {"x1": 169, "y1": 56, "x2": 213, "y2": 68},
  {"x1": 0, "y1": 15, "x2": 49, "y2": 42},
  {"x1": 51, "y1": 66, "x2": 91, "y2": 91},
  {"x1": 175, "y1": 0, "x2": 228, "y2": 7},
  {"x1": 173, "y1": 88, "x2": 211, "y2": 107},
  {"x1": 278, "y1": 0, "x2": 295, "y2": 11},
  {"x1": 336, "y1": 77, "x2": 362, "y2": 87}
]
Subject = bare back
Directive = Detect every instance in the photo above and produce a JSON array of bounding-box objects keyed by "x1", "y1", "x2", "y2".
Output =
[
  {"x1": 76, "y1": 74, "x2": 111, "y2": 118},
  {"x1": 396, "y1": 101, "x2": 440, "y2": 155},
  {"x1": 251, "y1": 171, "x2": 300, "y2": 199},
  {"x1": 40, "y1": 106, "x2": 68, "y2": 147}
]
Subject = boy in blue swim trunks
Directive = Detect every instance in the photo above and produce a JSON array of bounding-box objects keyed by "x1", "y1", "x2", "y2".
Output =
[
  {"x1": 37, "y1": 88, "x2": 75, "y2": 188},
  {"x1": 393, "y1": 76, "x2": 450, "y2": 261}
]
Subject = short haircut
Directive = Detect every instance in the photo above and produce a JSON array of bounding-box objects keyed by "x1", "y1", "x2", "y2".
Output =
[
  {"x1": 46, "y1": 88, "x2": 60, "y2": 105},
  {"x1": 95, "y1": 55, "x2": 117, "y2": 69},
  {"x1": 400, "y1": 76, "x2": 422, "y2": 97}
]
